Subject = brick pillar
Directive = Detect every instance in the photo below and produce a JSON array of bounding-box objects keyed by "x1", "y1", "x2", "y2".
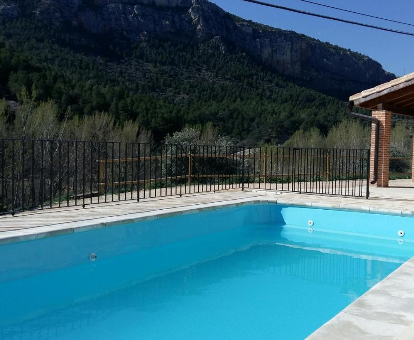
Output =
[
  {"x1": 370, "y1": 110, "x2": 392, "y2": 187},
  {"x1": 412, "y1": 133, "x2": 414, "y2": 182}
]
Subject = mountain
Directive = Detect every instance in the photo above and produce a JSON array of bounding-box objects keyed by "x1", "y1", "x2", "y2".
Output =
[
  {"x1": 0, "y1": 0, "x2": 394, "y2": 143},
  {"x1": 0, "y1": 0, "x2": 394, "y2": 98}
]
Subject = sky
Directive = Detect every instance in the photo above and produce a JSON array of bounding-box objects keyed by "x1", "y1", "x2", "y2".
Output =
[{"x1": 209, "y1": 0, "x2": 414, "y2": 76}]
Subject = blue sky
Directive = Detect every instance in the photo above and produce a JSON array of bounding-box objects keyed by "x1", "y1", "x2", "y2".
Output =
[{"x1": 209, "y1": 0, "x2": 413, "y2": 76}]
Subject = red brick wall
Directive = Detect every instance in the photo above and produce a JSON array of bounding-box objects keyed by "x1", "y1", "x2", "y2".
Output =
[{"x1": 370, "y1": 110, "x2": 392, "y2": 187}]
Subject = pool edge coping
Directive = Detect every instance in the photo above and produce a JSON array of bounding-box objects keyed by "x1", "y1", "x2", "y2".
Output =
[
  {"x1": 2, "y1": 192, "x2": 414, "y2": 246},
  {"x1": 306, "y1": 257, "x2": 414, "y2": 340}
]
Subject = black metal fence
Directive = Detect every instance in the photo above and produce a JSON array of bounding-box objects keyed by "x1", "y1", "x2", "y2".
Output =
[{"x1": 0, "y1": 139, "x2": 370, "y2": 215}]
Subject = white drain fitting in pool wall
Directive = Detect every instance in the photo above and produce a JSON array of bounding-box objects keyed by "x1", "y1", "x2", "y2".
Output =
[
  {"x1": 398, "y1": 230, "x2": 405, "y2": 237},
  {"x1": 89, "y1": 253, "x2": 97, "y2": 261},
  {"x1": 308, "y1": 220, "x2": 314, "y2": 227}
]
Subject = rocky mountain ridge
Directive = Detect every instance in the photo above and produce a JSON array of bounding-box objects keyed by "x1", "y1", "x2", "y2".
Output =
[{"x1": 0, "y1": 0, "x2": 395, "y2": 98}]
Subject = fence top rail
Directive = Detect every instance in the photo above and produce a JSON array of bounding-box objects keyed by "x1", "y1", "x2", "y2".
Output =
[{"x1": 0, "y1": 138, "x2": 370, "y2": 153}]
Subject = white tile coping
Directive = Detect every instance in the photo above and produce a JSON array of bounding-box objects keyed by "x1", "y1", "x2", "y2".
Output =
[
  {"x1": 0, "y1": 195, "x2": 268, "y2": 245},
  {"x1": 307, "y1": 258, "x2": 414, "y2": 340},
  {"x1": 2, "y1": 190, "x2": 414, "y2": 245}
]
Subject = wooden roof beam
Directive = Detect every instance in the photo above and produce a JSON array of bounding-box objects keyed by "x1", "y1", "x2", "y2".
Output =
[
  {"x1": 399, "y1": 99, "x2": 414, "y2": 108},
  {"x1": 377, "y1": 103, "x2": 414, "y2": 117},
  {"x1": 389, "y1": 92, "x2": 414, "y2": 105},
  {"x1": 353, "y1": 84, "x2": 414, "y2": 109}
]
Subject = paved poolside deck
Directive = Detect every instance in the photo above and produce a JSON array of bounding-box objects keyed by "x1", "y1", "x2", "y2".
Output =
[{"x1": 1, "y1": 179, "x2": 414, "y2": 339}]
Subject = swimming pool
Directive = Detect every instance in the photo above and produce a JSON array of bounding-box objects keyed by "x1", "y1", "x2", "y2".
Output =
[{"x1": 1, "y1": 203, "x2": 414, "y2": 340}]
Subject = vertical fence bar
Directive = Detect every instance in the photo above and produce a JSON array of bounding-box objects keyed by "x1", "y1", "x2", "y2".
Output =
[
  {"x1": 242, "y1": 147, "x2": 245, "y2": 191},
  {"x1": 1, "y1": 140, "x2": 4, "y2": 212},
  {"x1": 221, "y1": 146, "x2": 225, "y2": 191},
  {"x1": 131, "y1": 144, "x2": 134, "y2": 200},
  {"x1": 180, "y1": 144, "x2": 184, "y2": 195},
  {"x1": 58, "y1": 141, "x2": 62, "y2": 208},
  {"x1": 184, "y1": 146, "x2": 187, "y2": 195},
  {"x1": 247, "y1": 147, "x2": 251, "y2": 189},
  {"x1": 21, "y1": 140, "x2": 25, "y2": 211},
  {"x1": 124, "y1": 143, "x2": 127, "y2": 201},
  {"x1": 175, "y1": 145, "x2": 178, "y2": 196},
  {"x1": 118, "y1": 142, "x2": 121, "y2": 201},
  {"x1": 269, "y1": 147, "x2": 273, "y2": 191},
  {"x1": 74, "y1": 141, "x2": 78, "y2": 205},
  {"x1": 287, "y1": 148, "x2": 291, "y2": 191},
  {"x1": 31, "y1": 140, "x2": 35, "y2": 209},
  {"x1": 110, "y1": 142, "x2": 114, "y2": 202},
  {"x1": 104, "y1": 142, "x2": 108, "y2": 203},
  {"x1": 275, "y1": 146, "x2": 279, "y2": 191},
  {"x1": 143, "y1": 144, "x2": 147, "y2": 199},
  {"x1": 155, "y1": 145, "x2": 159, "y2": 197},
  {"x1": 366, "y1": 149, "x2": 370, "y2": 199},
  {"x1": 50, "y1": 140, "x2": 53, "y2": 208},
  {"x1": 292, "y1": 148, "x2": 296, "y2": 192},
  {"x1": 170, "y1": 145, "x2": 173, "y2": 196},
  {"x1": 264, "y1": 148, "x2": 267, "y2": 190},
  {"x1": 345, "y1": 149, "x2": 349, "y2": 196},
  {"x1": 281, "y1": 148, "x2": 284, "y2": 191},
  {"x1": 188, "y1": 148, "x2": 192, "y2": 193},
  {"x1": 40, "y1": 140, "x2": 44, "y2": 209},
  {"x1": 90, "y1": 141, "x2": 93, "y2": 205},
  {"x1": 149, "y1": 144, "x2": 153, "y2": 198},
  {"x1": 309, "y1": 149, "x2": 315, "y2": 192},
  {"x1": 197, "y1": 146, "x2": 201, "y2": 193},
  {"x1": 165, "y1": 144, "x2": 168, "y2": 197},
  {"x1": 215, "y1": 145, "x2": 218, "y2": 191},
  {"x1": 352, "y1": 149, "x2": 357, "y2": 197},
  {"x1": 305, "y1": 148, "x2": 309, "y2": 193},
  {"x1": 11, "y1": 140, "x2": 15, "y2": 214},
  {"x1": 67, "y1": 141, "x2": 70, "y2": 207},
  {"x1": 82, "y1": 141, "x2": 86, "y2": 207},
  {"x1": 98, "y1": 142, "x2": 101, "y2": 204},
  {"x1": 137, "y1": 143, "x2": 141, "y2": 202},
  {"x1": 258, "y1": 147, "x2": 261, "y2": 190},
  {"x1": 226, "y1": 146, "x2": 229, "y2": 191}
]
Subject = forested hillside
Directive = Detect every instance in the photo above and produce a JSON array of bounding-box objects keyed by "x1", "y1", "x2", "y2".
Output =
[{"x1": 0, "y1": 17, "x2": 350, "y2": 143}]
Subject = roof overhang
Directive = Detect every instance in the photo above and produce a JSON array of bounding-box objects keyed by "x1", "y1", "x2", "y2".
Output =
[{"x1": 350, "y1": 72, "x2": 414, "y2": 116}]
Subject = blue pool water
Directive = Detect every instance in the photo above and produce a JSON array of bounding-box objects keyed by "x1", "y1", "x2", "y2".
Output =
[{"x1": 1, "y1": 204, "x2": 414, "y2": 340}]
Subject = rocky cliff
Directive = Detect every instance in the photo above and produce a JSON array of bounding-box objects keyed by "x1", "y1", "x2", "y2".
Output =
[{"x1": 0, "y1": 0, "x2": 395, "y2": 98}]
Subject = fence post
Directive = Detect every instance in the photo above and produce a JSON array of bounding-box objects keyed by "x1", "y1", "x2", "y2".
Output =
[{"x1": 366, "y1": 149, "x2": 370, "y2": 199}]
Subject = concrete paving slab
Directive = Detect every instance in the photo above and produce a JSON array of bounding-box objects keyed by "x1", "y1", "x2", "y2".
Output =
[{"x1": 307, "y1": 312, "x2": 408, "y2": 340}]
